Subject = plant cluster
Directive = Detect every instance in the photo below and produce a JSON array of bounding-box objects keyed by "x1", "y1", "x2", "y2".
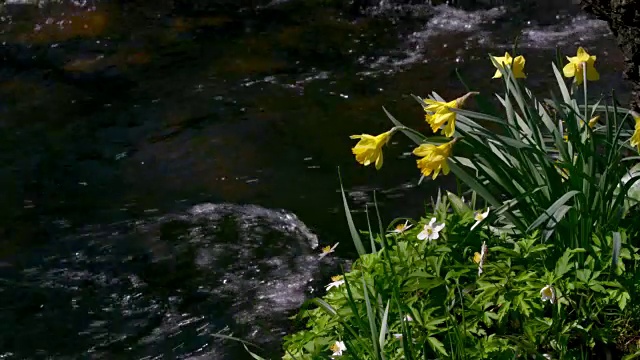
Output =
[{"x1": 281, "y1": 47, "x2": 640, "y2": 359}]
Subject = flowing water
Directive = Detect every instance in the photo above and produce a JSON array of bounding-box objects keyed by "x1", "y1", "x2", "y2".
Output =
[{"x1": 0, "y1": 0, "x2": 631, "y2": 358}]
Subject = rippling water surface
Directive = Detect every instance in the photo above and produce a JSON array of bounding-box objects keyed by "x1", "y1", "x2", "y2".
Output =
[{"x1": 0, "y1": 0, "x2": 630, "y2": 358}]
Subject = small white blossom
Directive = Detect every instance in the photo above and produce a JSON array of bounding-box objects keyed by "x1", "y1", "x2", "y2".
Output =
[
  {"x1": 417, "y1": 218, "x2": 445, "y2": 241},
  {"x1": 542, "y1": 354, "x2": 553, "y2": 360},
  {"x1": 393, "y1": 333, "x2": 403, "y2": 339},
  {"x1": 540, "y1": 285, "x2": 556, "y2": 304},
  {"x1": 471, "y1": 208, "x2": 490, "y2": 230},
  {"x1": 404, "y1": 314, "x2": 413, "y2": 322},
  {"x1": 326, "y1": 275, "x2": 345, "y2": 291},
  {"x1": 392, "y1": 220, "x2": 413, "y2": 234},
  {"x1": 330, "y1": 340, "x2": 346, "y2": 357},
  {"x1": 318, "y1": 242, "x2": 339, "y2": 259}
]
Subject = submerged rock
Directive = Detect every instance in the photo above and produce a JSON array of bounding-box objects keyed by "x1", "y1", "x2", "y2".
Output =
[
  {"x1": 0, "y1": 203, "x2": 321, "y2": 359},
  {"x1": 581, "y1": 0, "x2": 640, "y2": 111}
]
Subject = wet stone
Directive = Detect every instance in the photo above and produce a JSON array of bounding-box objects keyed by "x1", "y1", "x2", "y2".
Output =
[{"x1": 0, "y1": 203, "x2": 320, "y2": 359}]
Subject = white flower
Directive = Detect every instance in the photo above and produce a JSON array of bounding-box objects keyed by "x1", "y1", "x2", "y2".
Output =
[
  {"x1": 326, "y1": 275, "x2": 345, "y2": 291},
  {"x1": 393, "y1": 333, "x2": 403, "y2": 339},
  {"x1": 404, "y1": 314, "x2": 413, "y2": 322},
  {"x1": 392, "y1": 220, "x2": 413, "y2": 234},
  {"x1": 540, "y1": 285, "x2": 556, "y2": 304},
  {"x1": 318, "y1": 242, "x2": 339, "y2": 259},
  {"x1": 474, "y1": 241, "x2": 488, "y2": 275},
  {"x1": 542, "y1": 354, "x2": 553, "y2": 360},
  {"x1": 471, "y1": 208, "x2": 490, "y2": 230},
  {"x1": 330, "y1": 340, "x2": 346, "y2": 357},
  {"x1": 417, "y1": 218, "x2": 445, "y2": 241}
]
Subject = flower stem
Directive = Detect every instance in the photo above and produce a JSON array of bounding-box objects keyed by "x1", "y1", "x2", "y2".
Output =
[
  {"x1": 582, "y1": 62, "x2": 588, "y2": 121},
  {"x1": 393, "y1": 126, "x2": 429, "y2": 142}
]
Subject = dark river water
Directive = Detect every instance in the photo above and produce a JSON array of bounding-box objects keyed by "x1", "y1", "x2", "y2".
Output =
[{"x1": 0, "y1": 0, "x2": 631, "y2": 358}]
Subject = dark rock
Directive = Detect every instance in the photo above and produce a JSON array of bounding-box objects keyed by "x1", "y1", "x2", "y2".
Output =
[{"x1": 581, "y1": 0, "x2": 640, "y2": 111}]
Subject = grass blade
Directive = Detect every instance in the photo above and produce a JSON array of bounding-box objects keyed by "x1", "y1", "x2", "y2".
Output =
[
  {"x1": 313, "y1": 298, "x2": 338, "y2": 317},
  {"x1": 338, "y1": 167, "x2": 367, "y2": 256},
  {"x1": 612, "y1": 231, "x2": 622, "y2": 268},
  {"x1": 552, "y1": 61, "x2": 572, "y2": 105},
  {"x1": 527, "y1": 190, "x2": 581, "y2": 231},
  {"x1": 378, "y1": 300, "x2": 391, "y2": 351},
  {"x1": 365, "y1": 205, "x2": 377, "y2": 253},
  {"x1": 243, "y1": 344, "x2": 267, "y2": 360},
  {"x1": 362, "y1": 276, "x2": 382, "y2": 360},
  {"x1": 373, "y1": 191, "x2": 385, "y2": 237}
]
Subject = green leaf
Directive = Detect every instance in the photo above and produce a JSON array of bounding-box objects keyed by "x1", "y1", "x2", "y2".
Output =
[
  {"x1": 542, "y1": 204, "x2": 573, "y2": 241},
  {"x1": 618, "y1": 291, "x2": 630, "y2": 310},
  {"x1": 555, "y1": 249, "x2": 574, "y2": 279},
  {"x1": 362, "y1": 277, "x2": 382, "y2": 360},
  {"x1": 427, "y1": 336, "x2": 448, "y2": 356},
  {"x1": 243, "y1": 344, "x2": 268, "y2": 360},
  {"x1": 589, "y1": 283, "x2": 606, "y2": 293},
  {"x1": 365, "y1": 206, "x2": 377, "y2": 254},
  {"x1": 338, "y1": 168, "x2": 367, "y2": 256},
  {"x1": 612, "y1": 231, "x2": 622, "y2": 268},
  {"x1": 446, "y1": 191, "x2": 472, "y2": 216},
  {"x1": 378, "y1": 301, "x2": 390, "y2": 350},
  {"x1": 552, "y1": 62, "x2": 572, "y2": 106},
  {"x1": 448, "y1": 159, "x2": 501, "y2": 208},
  {"x1": 313, "y1": 298, "x2": 338, "y2": 317},
  {"x1": 527, "y1": 190, "x2": 581, "y2": 232}
]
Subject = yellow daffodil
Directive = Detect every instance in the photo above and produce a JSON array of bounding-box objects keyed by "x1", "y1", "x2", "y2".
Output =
[
  {"x1": 491, "y1": 52, "x2": 526, "y2": 79},
  {"x1": 577, "y1": 116, "x2": 600, "y2": 130},
  {"x1": 563, "y1": 47, "x2": 599, "y2": 85},
  {"x1": 413, "y1": 140, "x2": 455, "y2": 179},
  {"x1": 350, "y1": 130, "x2": 394, "y2": 170},
  {"x1": 423, "y1": 98, "x2": 457, "y2": 137},
  {"x1": 422, "y1": 92, "x2": 477, "y2": 137},
  {"x1": 630, "y1": 112, "x2": 640, "y2": 153}
]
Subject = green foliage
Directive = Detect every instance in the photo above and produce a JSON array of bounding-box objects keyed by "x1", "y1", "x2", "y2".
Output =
[
  {"x1": 282, "y1": 193, "x2": 640, "y2": 359},
  {"x1": 279, "y1": 49, "x2": 640, "y2": 360}
]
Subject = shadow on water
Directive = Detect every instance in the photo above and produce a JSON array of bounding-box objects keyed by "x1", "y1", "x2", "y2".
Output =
[{"x1": 0, "y1": 0, "x2": 632, "y2": 358}]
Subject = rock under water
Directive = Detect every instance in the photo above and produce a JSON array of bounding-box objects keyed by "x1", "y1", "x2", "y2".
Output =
[{"x1": 0, "y1": 203, "x2": 320, "y2": 359}]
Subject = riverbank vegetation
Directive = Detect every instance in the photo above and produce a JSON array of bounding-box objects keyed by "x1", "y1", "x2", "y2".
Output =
[{"x1": 278, "y1": 46, "x2": 640, "y2": 359}]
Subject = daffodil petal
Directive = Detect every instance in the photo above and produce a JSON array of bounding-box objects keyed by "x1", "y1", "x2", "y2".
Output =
[
  {"x1": 562, "y1": 63, "x2": 575, "y2": 78},
  {"x1": 586, "y1": 65, "x2": 599, "y2": 81},
  {"x1": 375, "y1": 152, "x2": 383, "y2": 170}
]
